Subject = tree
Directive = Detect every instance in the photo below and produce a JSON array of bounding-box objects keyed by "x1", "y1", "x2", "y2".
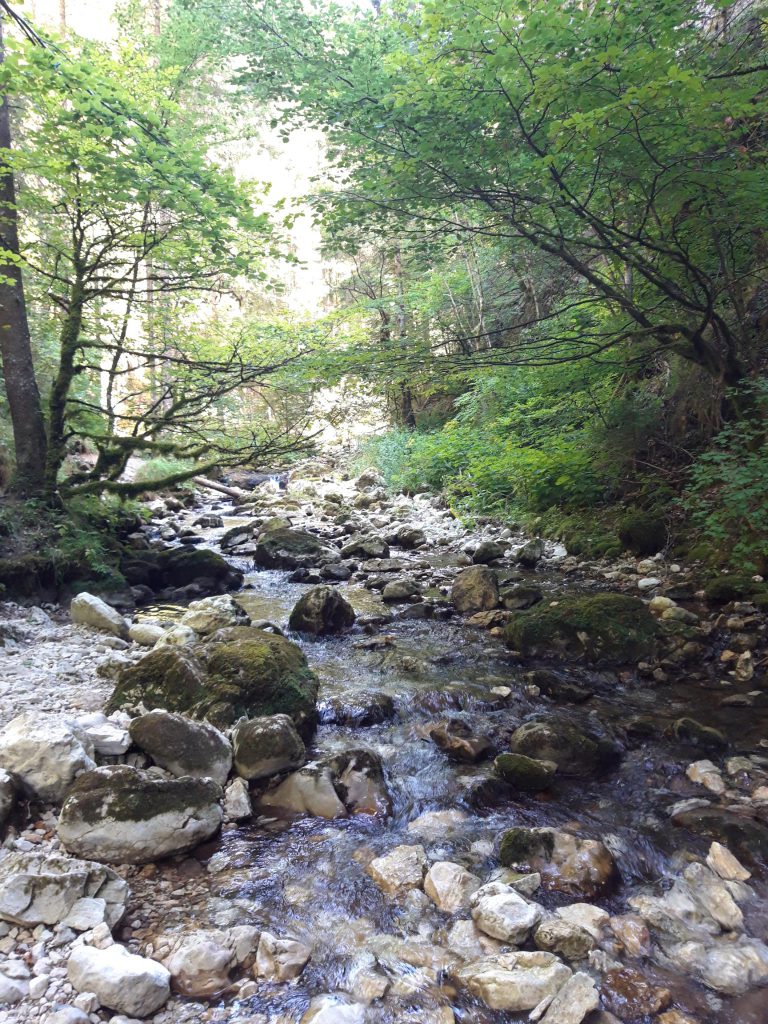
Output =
[{"x1": 0, "y1": 5, "x2": 48, "y2": 494}]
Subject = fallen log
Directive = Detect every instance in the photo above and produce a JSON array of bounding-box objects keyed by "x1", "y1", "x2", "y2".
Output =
[{"x1": 193, "y1": 476, "x2": 250, "y2": 500}]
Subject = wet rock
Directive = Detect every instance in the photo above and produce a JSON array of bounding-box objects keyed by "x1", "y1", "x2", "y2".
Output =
[
  {"x1": 255, "y1": 931, "x2": 311, "y2": 982},
  {"x1": 608, "y1": 914, "x2": 651, "y2": 957},
  {"x1": 179, "y1": 594, "x2": 250, "y2": 635},
  {"x1": 499, "y1": 828, "x2": 615, "y2": 898},
  {"x1": 446, "y1": 919, "x2": 504, "y2": 959},
  {"x1": 260, "y1": 761, "x2": 347, "y2": 819},
  {"x1": 451, "y1": 566, "x2": 500, "y2": 614},
  {"x1": 600, "y1": 966, "x2": 671, "y2": 1018},
  {"x1": 494, "y1": 753, "x2": 556, "y2": 790},
  {"x1": 341, "y1": 535, "x2": 390, "y2": 559},
  {"x1": 473, "y1": 541, "x2": 506, "y2": 564},
  {"x1": 58, "y1": 765, "x2": 222, "y2": 864},
  {"x1": 509, "y1": 718, "x2": 617, "y2": 777},
  {"x1": 504, "y1": 593, "x2": 658, "y2": 663},
  {"x1": 325, "y1": 748, "x2": 391, "y2": 816},
  {"x1": 452, "y1": 950, "x2": 571, "y2": 1012},
  {"x1": 129, "y1": 621, "x2": 165, "y2": 646},
  {"x1": 67, "y1": 943, "x2": 170, "y2": 1016},
  {"x1": 361, "y1": 557, "x2": 411, "y2": 573},
  {"x1": 162, "y1": 926, "x2": 258, "y2": 997},
  {"x1": 0, "y1": 713, "x2": 95, "y2": 803},
  {"x1": 408, "y1": 809, "x2": 468, "y2": 837},
  {"x1": 556, "y1": 904, "x2": 609, "y2": 941},
  {"x1": 382, "y1": 578, "x2": 421, "y2": 602},
  {"x1": 516, "y1": 539, "x2": 544, "y2": 568},
  {"x1": 288, "y1": 585, "x2": 356, "y2": 635},
  {"x1": 77, "y1": 712, "x2": 131, "y2": 756},
  {"x1": 389, "y1": 525, "x2": 426, "y2": 549},
  {"x1": 356, "y1": 468, "x2": 385, "y2": 490},
  {"x1": 534, "y1": 918, "x2": 595, "y2": 960},
  {"x1": 366, "y1": 844, "x2": 427, "y2": 896},
  {"x1": 254, "y1": 528, "x2": 340, "y2": 569},
  {"x1": 424, "y1": 861, "x2": 482, "y2": 913},
  {"x1": 110, "y1": 630, "x2": 319, "y2": 737},
  {"x1": 320, "y1": 690, "x2": 395, "y2": 727},
  {"x1": 669, "y1": 806, "x2": 768, "y2": 863},
  {"x1": 665, "y1": 937, "x2": 768, "y2": 995},
  {"x1": 301, "y1": 995, "x2": 367, "y2": 1024},
  {"x1": 155, "y1": 546, "x2": 243, "y2": 592},
  {"x1": 470, "y1": 881, "x2": 543, "y2": 942},
  {"x1": 224, "y1": 777, "x2": 252, "y2": 820},
  {"x1": 429, "y1": 720, "x2": 493, "y2": 763},
  {"x1": 672, "y1": 718, "x2": 727, "y2": 752},
  {"x1": 0, "y1": 768, "x2": 16, "y2": 828},
  {"x1": 0, "y1": 850, "x2": 128, "y2": 926},
  {"x1": 502, "y1": 585, "x2": 543, "y2": 610},
  {"x1": 71, "y1": 592, "x2": 130, "y2": 639},
  {"x1": 524, "y1": 668, "x2": 594, "y2": 704},
  {"x1": 540, "y1": 971, "x2": 599, "y2": 1024},
  {"x1": 706, "y1": 841, "x2": 751, "y2": 882},
  {"x1": 129, "y1": 710, "x2": 232, "y2": 785},
  {"x1": 686, "y1": 759, "x2": 725, "y2": 794},
  {"x1": 232, "y1": 714, "x2": 305, "y2": 781}
]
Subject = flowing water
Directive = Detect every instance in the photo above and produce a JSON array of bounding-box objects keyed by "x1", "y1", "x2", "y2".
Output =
[{"x1": 142, "y1": 490, "x2": 768, "y2": 1024}]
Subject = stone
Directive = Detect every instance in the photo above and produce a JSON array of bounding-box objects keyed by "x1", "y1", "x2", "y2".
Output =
[
  {"x1": 534, "y1": 917, "x2": 595, "y2": 960},
  {"x1": 254, "y1": 528, "x2": 340, "y2": 569},
  {"x1": 356, "y1": 467, "x2": 385, "y2": 490},
  {"x1": 129, "y1": 710, "x2": 232, "y2": 785},
  {"x1": 162, "y1": 928, "x2": 257, "y2": 997},
  {"x1": 109, "y1": 629, "x2": 319, "y2": 737},
  {"x1": 473, "y1": 541, "x2": 506, "y2": 564},
  {"x1": 516, "y1": 538, "x2": 544, "y2": 567},
  {"x1": 61, "y1": 896, "x2": 109, "y2": 931},
  {"x1": 499, "y1": 828, "x2": 615, "y2": 898},
  {"x1": 129, "y1": 622, "x2": 166, "y2": 647},
  {"x1": 154, "y1": 546, "x2": 244, "y2": 591},
  {"x1": 45, "y1": 1008, "x2": 91, "y2": 1024},
  {"x1": 0, "y1": 850, "x2": 128, "y2": 927},
  {"x1": 366, "y1": 845, "x2": 427, "y2": 896},
  {"x1": 67, "y1": 943, "x2": 170, "y2": 1017},
  {"x1": 671, "y1": 718, "x2": 727, "y2": 752},
  {"x1": 424, "y1": 862, "x2": 482, "y2": 913},
  {"x1": 57, "y1": 765, "x2": 222, "y2": 865},
  {"x1": 555, "y1": 903, "x2": 609, "y2": 941},
  {"x1": 340, "y1": 535, "x2": 390, "y2": 559},
  {"x1": 686, "y1": 760, "x2": 725, "y2": 795},
  {"x1": 70, "y1": 593, "x2": 129, "y2": 639},
  {"x1": 301, "y1": 995, "x2": 366, "y2": 1024},
  {"x1": 0, "y1": 713, "x2": 95, "y2": 803},
  {"x1": 255, "y1": 931, "x2": 311, "y2": 982},
  {"x1": 451, "y1": 566, "x2": 500, "y2": 614},
  {"x1": 504, "y1": 593, "x2": 658, "y2": 663},
  {"x1": 539, "y1": 971, "x2": 599, "y2": 1024},
  {"x1": 288, "y1": 585, "x2": 356, "y2": 635},
  {"x1": 0, "y1": 768, "x2": 15, "y2": 828},
  {"x1": 76, "y1": 713, "x2": 131, "y2": 756},
  {"x1": 470, "y1": 881, "x2": 542, "y2": 942},
  {"x1": 407, "y1": 809, "x2": 468, "y2": 836},
  {"x1": 324, "y1": 748, "x2": 391, "y2": 816},
  {"x1": 260, "y1": 762, "x2": 346, "y2": 819},
  {"x1": 382, "y1": 578, "x2": 420, "y2": 602},
  {"x1": 453, "y1": 951, "x2": 571, "y2": 1012},
  {"x1": 224, "y1": 778, "x2": 252, "y2": 820},
  {"x1": 508, "y1": 718, "x2": 617, "y2": 778},
  {"x1": 233, "y1": 714, "x2": 306, "y2": 780},
  {"x1": 706, "y1": 842, "x2": 751, "y2": 882},
  {"x1": 429, "y1": 720, "x2": 492, "y2": 763},
  {"x1": 446, "y1": 919, "x2": 504, "y2": 959},
  {"x1": 180, "y1": 594, "x2": 250, "y2": 635},
  {"x1": 667, "y1": 937, "x2": 768, "y2": 995},
  {"x1": 502, "y1": 585, "x2": 543, "y2": 610},
  {"x1": 494, "y1": 753, "x2": 556, "y2": 790},
  {"x1": 608, "y1": 914, "x2": 651, "y2": 957},
  {"x1": 601, "y1": 966, "x2": 671, "y2": 1018},
  {"x1": 0, "y1": 961, "x2": 30, "y2": 1005}
]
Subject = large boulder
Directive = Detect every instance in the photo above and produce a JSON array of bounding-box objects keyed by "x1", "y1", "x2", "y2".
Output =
[
  {"x1": 108, "y1": 629, "x2": 319, "y2": 736},
  {"x1": 232, "y1": 714, "x2": 306, "y2": 780},
  {"x1": 452, "y1": 951, "x2": 571, "y2": 1012},
  {"x1": 254, "y1": 528, "x2": 340, "y2": 569},
  {"x1": 155, "y1": 547, "x2": 243, "y2": 592},
  {"x1": 160, "y1": 926, "x2": 258, "y2": 997},
  {"x1": 179, "y1": 594, "x2": 250, "y2": 635},
  {"x1": 67, "y1": 944, "x2": 170, "y2": 1017},
  {"x1": 451, "y1": 566, "x2": 500, "y2": 614},
  {"x1": 504, "y1": 593, "x2": 658, "y2": 663},
  {"x1": 508, "y1": 718, "x2": 618, "y2": 777},
  {"x1": 0, "y1": 850, "x2": 128, "y2": 927},
  {"x1": 499, "y1": 827, "x2": 616, "y2": 898},
  {"x1": 57, "y1": 765, "x2": 222, "y2": 865},
  {"x1": 0, "y1": 713, "x2": 95, "y2": 803},
  {"x1": 70, "y1": 593, "x2": 129, "y2": 639},
  {"x1": 288, "y1": 586, "x2": 356, "y2": 635},
  {"x1": 128, "y1": 711, "x2": 232, "y2": 786}
]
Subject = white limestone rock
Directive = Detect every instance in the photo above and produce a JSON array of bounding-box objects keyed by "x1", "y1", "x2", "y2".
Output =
[
  {"x1": 424, "y1": 861, "x2": 482, "y2": 913},
  {"x1": 70, "y1": 593, "x2": 129, "y2": 640},
  {"x1": 453, "y1": 950, "x2": 571, "y2": 1012},
  {"x1": 539, "y1": 970, "x2": 599, "y2": 1024},
  {"x1": 470, "y1": 882, "x2": 543, "y2": 943},
  {"x1": 0, "y1": 713, "x2": 95, "y2": 803},
  {"x1": 365, "y1": 845, "x2": 427, "y2": 896},
  {"x1": 255, "y1": 931, "x2": 311, "y2": 982},
  {"x1": 67, "y1": 943, "x2": 170, "y2": 1017}
]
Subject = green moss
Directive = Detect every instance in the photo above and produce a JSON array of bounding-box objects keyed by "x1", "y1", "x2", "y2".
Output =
[
  {"x1": 499, "y1": 827, "x2": 555, "y2": 866},
  {"x1": 494, "y1": 753, "x2": 556, "y2": 791},
  {"x1": 618, "y1": 510, "x2": 667, "y2": 556},
  {"x1": 504, "y1": 592, "x2": 658, "y2": 663},
  {"x1": 703, "y1": 575, "x2": 768, "y2": 604},
  {"x1": 107, "y1": 647, "x2": 208, "y2": 715},
  {"x1": 61, "y1": 766, "x2": 221, "y2": 825},
  {"x1": 156, "y1": 547, "x2": 243, "y2": 588},
  {"x1": 253, "y1": 527, "x2": 331, "y2": 569}
]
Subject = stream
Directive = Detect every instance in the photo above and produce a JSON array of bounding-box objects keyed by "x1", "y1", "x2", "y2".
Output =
[{"x1": 127, "y1": 472, "x2": 768, "y2": 1024}]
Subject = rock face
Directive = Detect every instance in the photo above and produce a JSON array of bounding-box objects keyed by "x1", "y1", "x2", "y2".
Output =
[
  {"x1": 57, "y1": 765, "x2": 222, "y2": 865},
  {"x1": 499, "y1": 828, "x2": 615, "y2": 898},
  {"x1": 0, "y1": 850, "x2": 128, "y2": 926},
  {"x1": 504, "y1": 593, "x2": 658, "y2": 663},
  {"x1": 0, "y1": 713, "x2": 95, "y2": 803},
  {"x1": 129, "y1": 710, "x2": 232, "y2": 786},
  {"x1": 254, "y1": 528, "x2": 340, "y2": 569},
  {"x1": 451, "y1": 566, "x2": 500, "y2": 614},
  {"x1": 179, "y1": 594, "x2": 250, "y2": 635},
  {"x1": 232, "y1": 714, "x2": 306, "y2": 780},
  {"x1": 109, "y1": 628, "x2": 319, "y2": 736},
  {"x1": 67, "y1": 944, "x2": 171, "y2": 1017},
  {"x1": 288, "y1": 585, "x2": 356, "y2": 635},
  {"x1": 453, "y1": 951, "x2": 571, "y2": 1012},
  {"x1": 70, "y1": 592, "x2": 129, "y2": 639}
]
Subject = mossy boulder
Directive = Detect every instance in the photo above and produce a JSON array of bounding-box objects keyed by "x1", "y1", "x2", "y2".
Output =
[
  {"x1": 493, "y1": 753, "x2": 556, "y2": 791},
  {"x1": 157, "y1": 548, "x2": 243, "y2": 590},
  {"x1": 253, "y1": 528, "x2": 340, "y2": 570},
  {"x1": 499, "y1": 826, "x2": 616, "y2": 897},
  {"x1": 509, "y1": 718, "x2": 620, "y2": 777},
  {"x1": 108, "y1": 630, "x2": 319, "y2": 737},
  {"x1": 232, "y1": 714, "x2": 306, "y2": 781},
  {"x1": 504, "y1": 593, "x2": 658, "y2": 664},
  {"x1": 703, "y1": 574, "x2": 768, "y2": 605},
  {"x1": 128, "y1": 711, "x2": 232, "y2": 785},
  {"x1": 618, "y1": 511, "x2": 667, "y2": 557},
  {"x1": 288, "y1": 585, "x2": 356, "y2": 635}
]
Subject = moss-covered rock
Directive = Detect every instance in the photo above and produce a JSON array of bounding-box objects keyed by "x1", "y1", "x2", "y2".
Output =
[
  {"x1": 288, "y1": 585, "x2": 356, "y2": 635},
  {"x1": 671, "y1": 717, "x2": 727, "y2": 752},
  {"x1": 493, "y1": 753, "x2": 556, "y2": 791},
  {"x1": 504, "y1": 593, "x2": 658, "y2": 663},
  {"x1": 108, "y1": 629, "x2": 319, "y2": 737},
  {"x1": 128, "y1": 711, "x2": 232, "y2": 785},
  {"x1": 509, "y1": 718, "x2": 619, "y2": 777},
  {"x1": 499, "y1": 826, "x2": 616, "y2": 897},
  {"x1": 156, "y1": 548, "x2": 243, "y2": 590},
  {"x1": 618, "y1": 511, "x2": 667, "y2": 556},
  {"x1": 254, "y1": 528, "x2": 340, "y2": 569},
  {"x1": 703, "y1": 575, "x2": 768, "y2": 605}
]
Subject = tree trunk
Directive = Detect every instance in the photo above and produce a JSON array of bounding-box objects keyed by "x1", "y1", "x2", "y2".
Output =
[
  {"x1": 0, "y1": 14, "x2": 48, "y2": 495},
  {"x1": 44, "y1": 279, "x2": 85, "y2": 499}
]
